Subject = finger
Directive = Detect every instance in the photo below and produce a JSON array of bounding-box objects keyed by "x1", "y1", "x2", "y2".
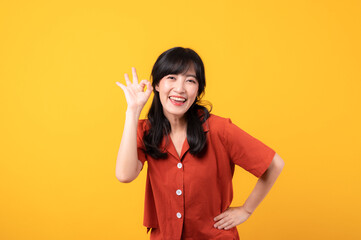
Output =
[
  {"x1": 124, "y1": 73, "x2": 131, "y2": 86},
  {"x1": 145, "y1": 81, "x2": 153, "y2": 96},
  {"x1": 139, "y1": 80, "x2": 152, "y2": 93},
  {"x1": 116, "y1": 82, "x2": 128, "y2": 94},
  {"x1": 139, "y1": 79, "x2": 147, "y2": 89},
  {"x1": 214, "y1": 213, "x2": 224, "y2": 222},
  {"x1": 218, "y1": 220, "x2": 233, "y2": 230},
  {"x1": 132, "y1": 67, "x2": 138, "y2": 84},
  {"x1": 214, "y1": 211, "x2": 229, "y2": 222},
  {"x1": 224, "y1": 222, "x2": 235, "y2": 230},
  {"x1": 117, "y1": 82, "x2": 134, "y2": 103},
  {"x1": 116, "y1": 81, "x2": 125, "y2": 89},
  {"x1": 214, "y1": 218, "x2": 227, "y2": 228}
]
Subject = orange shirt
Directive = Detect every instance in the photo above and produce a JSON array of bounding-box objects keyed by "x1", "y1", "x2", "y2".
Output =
[{"x1": 137, "y1": 114, "x2": 276, "y2": 240}]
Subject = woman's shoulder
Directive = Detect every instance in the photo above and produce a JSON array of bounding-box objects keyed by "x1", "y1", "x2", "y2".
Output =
[
  {"x1": 205, "y1": 114, "x2": 233, "y2": 134},
  {"x1": 207, "y1": 113, "x2": 231, "y2": 125}
]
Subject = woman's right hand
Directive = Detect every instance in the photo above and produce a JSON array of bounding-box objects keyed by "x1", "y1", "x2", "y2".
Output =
[{"x1": 116, "y1": 67, "x2": 153, "y2": 114}]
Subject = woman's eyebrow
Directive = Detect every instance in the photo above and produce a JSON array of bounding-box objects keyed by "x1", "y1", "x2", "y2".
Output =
[
  {"x1": 186, "y1": 74, "x2": 197, "y2": 78},
  {"x1": 169, "y1": 73, "x2": 197, "y2": 78}
]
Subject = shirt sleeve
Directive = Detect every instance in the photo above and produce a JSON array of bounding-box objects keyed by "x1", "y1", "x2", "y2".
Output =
[
  {"x1": 137, "y1": 120, "x2": 148, "y2": 171},
  {"x1": 223, "y1": 118, "x2": 276, "y2": 178}
]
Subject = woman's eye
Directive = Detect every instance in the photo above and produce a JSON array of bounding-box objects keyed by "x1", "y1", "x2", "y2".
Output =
[
  {"x1": 168, "y1": 76, "x2": 176, "y2": 80},
  {"x1": 187, "y1": 79, "x2": 196, "y2": 83}
]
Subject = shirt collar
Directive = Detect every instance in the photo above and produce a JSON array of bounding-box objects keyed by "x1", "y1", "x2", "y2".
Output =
[{"x1": 159, "y1": 115, "x2": 210, "y2": 160}]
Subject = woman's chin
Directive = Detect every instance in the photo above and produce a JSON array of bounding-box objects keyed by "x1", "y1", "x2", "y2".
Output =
[{"x1": 163, "y1": 108, "x2": 189, "y2": 120}]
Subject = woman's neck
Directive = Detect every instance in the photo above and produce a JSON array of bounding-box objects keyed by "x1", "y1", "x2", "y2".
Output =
[{"x1": 165, "y1": 114, "x2": 187, "y2": 134}]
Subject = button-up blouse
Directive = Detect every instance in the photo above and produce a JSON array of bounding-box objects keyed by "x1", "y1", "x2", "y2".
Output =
[{"x1": 136, "y1": 114, "x2": 276, "y2": 240}]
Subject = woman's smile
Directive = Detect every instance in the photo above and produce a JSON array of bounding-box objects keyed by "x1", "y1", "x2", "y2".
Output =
[{"x1": 169, "y1": 95, "x2": 187, "y2": 106}]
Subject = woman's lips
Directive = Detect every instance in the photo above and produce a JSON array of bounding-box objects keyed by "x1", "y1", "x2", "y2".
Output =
[{"x1": 169, "y1": 97, "x2": 186, "y2": 106}]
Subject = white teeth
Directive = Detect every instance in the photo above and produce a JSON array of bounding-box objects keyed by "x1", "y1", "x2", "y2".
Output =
[{"x1": 169, "y1": 97, "x2": 186, "y2": 102}]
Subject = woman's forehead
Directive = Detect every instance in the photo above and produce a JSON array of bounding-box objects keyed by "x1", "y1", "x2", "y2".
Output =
[{"x1": 171, "y1": 63, "x2": 196, "y2": 75}]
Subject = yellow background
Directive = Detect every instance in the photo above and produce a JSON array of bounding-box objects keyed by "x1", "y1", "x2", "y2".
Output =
[{"x1": 1, "y1": 0, "x2": 360, "y2": 239}]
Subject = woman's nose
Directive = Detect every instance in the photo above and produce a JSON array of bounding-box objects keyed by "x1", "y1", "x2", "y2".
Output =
[{"x1": 174, "y1": 79, "x2": 185, "y2": 92}]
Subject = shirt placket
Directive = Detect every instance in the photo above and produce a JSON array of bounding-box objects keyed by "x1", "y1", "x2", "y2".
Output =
[
  {"x1": 165, "y1": 136, "x2": 189, "y2": 239},
  {"x1": 175, "y1": 160, "x2": 184, "y2": 238}
]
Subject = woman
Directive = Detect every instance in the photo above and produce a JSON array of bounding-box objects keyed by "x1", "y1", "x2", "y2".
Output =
[{"x1": 115, "y1": 47, "x2": 285, "y2": 240}]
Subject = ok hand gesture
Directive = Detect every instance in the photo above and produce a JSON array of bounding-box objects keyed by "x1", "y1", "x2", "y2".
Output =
[{"x1": 116, "y1": 67, "x2": 153, "y2": 114}]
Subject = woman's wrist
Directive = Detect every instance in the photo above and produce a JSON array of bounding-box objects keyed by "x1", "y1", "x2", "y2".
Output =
[
  {"x1": 125, "y1": 108, "x2": 141, "y2": 119},
  {"x1": 242, "y1": 205, "x2": 253, "y2": 215}
]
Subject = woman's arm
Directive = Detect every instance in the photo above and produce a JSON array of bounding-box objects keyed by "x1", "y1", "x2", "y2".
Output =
[
  {"x1": 115, "y1": 110, "x2": 142, "y2": 183},
  {"x1": 242, "y1": 152, "x2": 285, "y2": 213},
  {"x1": 214, "y1": 153, "x2": 285, "y2": 230},
  {"x1": 115, "y1": 67, "x2": 153, "y2": 183}
]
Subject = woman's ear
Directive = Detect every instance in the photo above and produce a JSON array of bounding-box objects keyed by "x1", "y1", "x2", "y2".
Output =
[{"x1": 155, "y1": 84, "x2": 159, "y2": 92}]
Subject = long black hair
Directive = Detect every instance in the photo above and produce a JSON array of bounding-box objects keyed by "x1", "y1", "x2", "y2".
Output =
[{"x1": 143, "y1": 47, "x2": 212, "y2": 159}]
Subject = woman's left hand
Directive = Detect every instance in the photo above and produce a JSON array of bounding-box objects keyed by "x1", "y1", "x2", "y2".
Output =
[{"x1": 213, "y1": 206, "x2": 252, "y2": 230}]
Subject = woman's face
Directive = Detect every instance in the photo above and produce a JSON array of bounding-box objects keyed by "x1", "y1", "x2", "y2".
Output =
[{"x1": 155, "y1": 64, "x2": 199, "y2": 121}]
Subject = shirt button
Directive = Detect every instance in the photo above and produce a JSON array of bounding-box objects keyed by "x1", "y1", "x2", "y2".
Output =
[
  {"x1": 177, "y1": 163, "x2": 182, "y2": 169},
  {"x1": 176, "y1": 212, "x2": 182, "y2": 218},
  {"x1": 176, "y1": 189, "x2": 182, "y2": 195}
]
